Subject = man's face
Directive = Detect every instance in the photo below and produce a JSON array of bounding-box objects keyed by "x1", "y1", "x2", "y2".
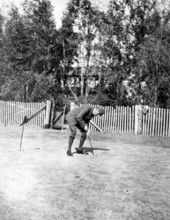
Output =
[{"x1": 93, "y1": 108, "x2": 99, "y2": 116}]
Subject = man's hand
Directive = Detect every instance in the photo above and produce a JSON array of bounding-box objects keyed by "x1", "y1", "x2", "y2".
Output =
[{"x1": 84, "y1": 124, "x2": 88, "y2": 132}]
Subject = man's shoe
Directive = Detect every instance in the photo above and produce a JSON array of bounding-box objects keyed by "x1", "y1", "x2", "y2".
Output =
[
  {"x1": 67, "y1": 150, "x2": 73, "y2": 156},
  {"x1": 76, "y1": 148, "x2": 88, "y2": 155}
]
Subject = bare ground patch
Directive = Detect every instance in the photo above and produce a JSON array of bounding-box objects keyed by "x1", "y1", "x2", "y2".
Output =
[{"x1": 0, "y1": 126, "x2": 170, "y2": 220}]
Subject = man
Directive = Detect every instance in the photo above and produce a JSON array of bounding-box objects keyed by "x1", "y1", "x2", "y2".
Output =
[{"x1": 66, "y1": 105, "x2": 105, "y2": 156}]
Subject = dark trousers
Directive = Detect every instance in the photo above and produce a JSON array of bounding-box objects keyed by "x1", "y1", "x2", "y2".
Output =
[
  {"x1": 66, "y1": 114, "x2": 87, "y2": 151},
  {"x1": 66, "y1": 116, "x2": 87, "y2": 138}
]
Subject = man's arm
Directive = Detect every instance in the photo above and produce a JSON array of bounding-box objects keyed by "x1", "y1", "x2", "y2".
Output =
[{"x1": 76, "y1": 106, "x2": 91, "y2": 128}]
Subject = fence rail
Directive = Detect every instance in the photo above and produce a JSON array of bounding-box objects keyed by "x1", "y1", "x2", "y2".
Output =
[{"x1": 0, "y1": 101, "x2": 46, "y2": 127}]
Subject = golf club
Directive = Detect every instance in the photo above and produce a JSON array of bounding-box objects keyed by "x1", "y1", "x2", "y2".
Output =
[{"x1": 87, "y1": 135, "x2": 94, "y2": 156}]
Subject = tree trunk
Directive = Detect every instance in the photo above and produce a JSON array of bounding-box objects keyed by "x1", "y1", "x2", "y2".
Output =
[
  {"x1": 24, "y1": 83, "x2": 28, "y2": 102},
  {"x1": 85, "y1": 78, "x2": 89, "y2": 99},
  {"x1": 85, "y1": 63, "x2": 90, "y2": 100},
  {"x1": 81, "y1": 67, "x2": 85, "y2": 96},
  {"x1": 154, "y1": 86, "x2": 157, "y2": 106}
]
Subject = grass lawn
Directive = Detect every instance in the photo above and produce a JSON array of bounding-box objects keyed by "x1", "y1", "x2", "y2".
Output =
[{"x1": 0, "y1": 126, "x2": 170, "y2": 220}]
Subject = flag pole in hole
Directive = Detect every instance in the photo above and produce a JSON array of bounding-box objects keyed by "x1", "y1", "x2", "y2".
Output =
[{"x1": 20, "y1": 115, "x2": 28, "y2": 151}]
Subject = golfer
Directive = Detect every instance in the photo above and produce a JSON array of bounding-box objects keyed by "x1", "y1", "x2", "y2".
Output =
[{"x1": 66, "y1": 105, "x2": 105, "y2": 156}]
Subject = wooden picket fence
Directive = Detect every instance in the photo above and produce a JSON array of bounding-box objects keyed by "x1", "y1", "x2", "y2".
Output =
[
  {"x1": 1, "y1": 100, "x2": 170, "y2": 137},
  {"x1": 79, "y1": 104, "x2": 170, "y2": 137},
  {"x1": 0, "y1": 101, "x2": 46, "y2": 127},
  {"x1": 142, "y1": 107, "x2": 170, "y2": 137},
  {"x1": 81, "y1": 104, "x2": 136, "y2": 134}
]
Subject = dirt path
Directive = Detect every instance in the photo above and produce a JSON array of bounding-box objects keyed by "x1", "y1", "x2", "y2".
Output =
[{"x1": 0, "y1": 126, "x2": 170, "y2": 220}]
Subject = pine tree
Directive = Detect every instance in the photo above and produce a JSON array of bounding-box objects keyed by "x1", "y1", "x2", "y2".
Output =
[
  {"x1": 2, "y1": 6, "x2": 29, "y2": 101},
  {"x1": 2, "y1": 0, "x2": 63, "y2": 101},
  {"x1": 0, "y1": 13, "x2": 7, "y2": 99},
  {"x1": 21, "y1": 0, "x2": 62, "y2": 101}
]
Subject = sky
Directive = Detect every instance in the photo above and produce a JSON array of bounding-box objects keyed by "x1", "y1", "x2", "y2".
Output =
[
  {"x1": 0, "y1": 0, "x2": 70, "y2": 28},
  {"x1": 0, "y1": 0, "x2": 169, "y2": 28},
  {"x1": 49, "y1": 0, "x2": 70, "y2": 27},
  {"x1": 0, "y1": 0, "x2": 109, "y2": 28}
]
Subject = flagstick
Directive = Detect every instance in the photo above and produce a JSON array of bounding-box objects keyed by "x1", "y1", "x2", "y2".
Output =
[{"x1": 20, "y1": 124, "x2": 25, "y2": 151}]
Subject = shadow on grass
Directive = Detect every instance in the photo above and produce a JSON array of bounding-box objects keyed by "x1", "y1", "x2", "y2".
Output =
[
  {"x1": 72, "y1": 147, "x2": 110, "y2": 155},
  {"x1": 84, "y1": 147, "x2": 110, "y2": 152}
]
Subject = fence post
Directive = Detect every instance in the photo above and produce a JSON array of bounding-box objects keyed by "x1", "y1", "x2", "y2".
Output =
[
  {"x1": 135, "y1": 105, "x2": 142, "y2": 135},
  {"x1": 44, "y1": 100, "x2": 52, "y2": 128}
]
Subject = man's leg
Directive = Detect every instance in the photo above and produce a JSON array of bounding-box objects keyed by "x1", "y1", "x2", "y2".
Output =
[
  {"x1": 67, "y1": 136, "x2": 74, "y2": 156},
  {"x1": 67, "y1": 124, "x2": 77, "y2": 156},
  {"x1": 76, "y1": 126, "x2": 87, "y2": 154}
]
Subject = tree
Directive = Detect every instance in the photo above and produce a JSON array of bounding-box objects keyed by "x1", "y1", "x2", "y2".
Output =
[
  {"x1": 1, "y1": 6, "x2": 28, "y2": 101},
  {"x1": 22, "y1": 0, "x2": 63, "y2": 101},
  {"x1": 93, "y1": 0, "x2": 159, "y2": 105},
  {"x1": 0, "y1": 13, "x2": 6, "y2": 97},
  {"x1": 133, "y1": 10, "x2": 170, "y2": 107},
  {"x1": 62, "y1": 0, "x2": 101, "y2": 100},
  {"x1": 2, "y1": 0, "x2": 63, "y2": 102},
  {"x1": 58, "y1": 1, "x2": 80, "y2": 97}
]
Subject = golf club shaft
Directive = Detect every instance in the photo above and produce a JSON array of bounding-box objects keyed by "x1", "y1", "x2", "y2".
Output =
[{"x1": 88, "y1": 136, "x2": 94, "y2": 156}]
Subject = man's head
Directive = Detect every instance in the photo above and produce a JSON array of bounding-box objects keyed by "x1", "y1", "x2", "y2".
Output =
[{"x1": 93, "y1": 106, "x2": 105, "y2": 116}]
